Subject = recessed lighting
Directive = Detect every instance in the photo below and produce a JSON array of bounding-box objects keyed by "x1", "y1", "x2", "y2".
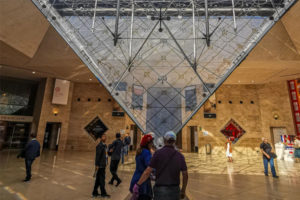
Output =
[
  {"x1": 89, "y1": 78, "x2": 92, "y2": 81},
  {"x1": 32, "y1": 71, "x2": 36, "y2": 74}
]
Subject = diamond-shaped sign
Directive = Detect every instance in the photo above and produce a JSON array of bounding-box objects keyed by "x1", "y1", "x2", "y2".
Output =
[
  {"x1": 32, "y1": 0, "x2": 296, "y2": 138},
  {"x1": 221, "y1": 119, "x2": 246, "y2": 144},
  {"x1": 85, "y1": 116, "x2": 108, "y2": 141}
]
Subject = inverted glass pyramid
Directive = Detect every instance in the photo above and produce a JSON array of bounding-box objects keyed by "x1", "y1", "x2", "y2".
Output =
[{"x1": 32, "y1": 0, "x2": 296, "y2": 137}]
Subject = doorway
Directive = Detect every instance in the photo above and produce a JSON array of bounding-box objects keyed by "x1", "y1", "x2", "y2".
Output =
[
  {"x1": 270, "y1": 127, "x2": 287, "y2": 148},
  {"x1": 0, "y1": 121, "x2": 31, "y2": 149},
  {"x1": 43, "y1": 122, "x2": 61, "y2": 150},
  {"x1": 131, "y1": 125, "x2": 138, "y2": 151},
  {"x1": 190, "y1": 126, "x2": 198, "y2": 153},
  {"x1": 176, "y1": 130, "x2": 182, "y2": 149}
]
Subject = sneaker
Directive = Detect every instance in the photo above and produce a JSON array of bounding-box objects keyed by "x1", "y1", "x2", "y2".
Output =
[
  {"x1": 92, "y1": 193, "x2": 99, "y2": 198},
  {"x1": 23, "y1": 179, "x2": 30, "y2": 182},
  {"x1": 273, "y1": 175, "x2": 279, "y2": 179},
  {"x1": 108, "y1": 180, "x2": 113, "y2": 185},
  {"x1": 115, "y1": 180, "x2": 122, "y2": 187},
  {"x1": 101, "y1": 194, "x2": 111, "y2": 198},
  {"x1": 264, "y1": 174, "x2": 268, "y2": 177}
]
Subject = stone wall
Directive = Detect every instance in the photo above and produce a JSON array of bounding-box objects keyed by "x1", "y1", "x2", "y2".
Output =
[
  {"x1": 36, "y1": 78, "x2": 74, "y2": 151},
  {"x1": 181, "y1": 81, "x2": 295, "y2": 154},
  {"x1": 45, "y1": 80, "x2": 294, "y2": 153},
  {"x1": 65, "y1": 83, "x2": 126, "y2": 151}
]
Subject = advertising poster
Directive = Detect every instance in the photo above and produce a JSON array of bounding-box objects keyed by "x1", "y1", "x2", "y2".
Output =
[
  {"x1": 52, "y1": 79, "x2": 70, "y2": 105},
  {"x1": 132, "y1": 85, "x2": 143, "y2": 110},
  {"x1": 185, "y1": 86, "x2": 196, "y2": 111}
]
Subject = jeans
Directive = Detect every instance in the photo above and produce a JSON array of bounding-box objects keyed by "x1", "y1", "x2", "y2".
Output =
[
  {"x1": 263, "y1": 157, "x2": 277, "y2": 176},
  {"x1": 153, "y1": 185, "x2": 180, "y2": 200},
  {"x1": 110, "y1": 159, "x2": 121, "y2": 183},
  {"x1": 93, "y1": 168, "x2": 107, "y2": 195},
  {"x1": 25, "y1": 159, "x2": 34, "y2": 180},
  {"x1": 121, "y1": 145, "x2": 129, "y2": 164}
]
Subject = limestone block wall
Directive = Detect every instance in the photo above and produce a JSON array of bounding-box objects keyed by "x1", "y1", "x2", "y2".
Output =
[
  {"x1": 257, "y1": 81, "x2": 295, "y2": 139},
  {"x1": 36, "y1": 78, "x2": 74, "y2": 151},
  {"x1": 65, "y1": 83, "x2": 126, "y2": 151},
  {"x1": 58, "y1": 80, "x2": 294, "y2": 153},
  {"x1": 182, "y1": 81, "x2": 295, "y2": 154}
]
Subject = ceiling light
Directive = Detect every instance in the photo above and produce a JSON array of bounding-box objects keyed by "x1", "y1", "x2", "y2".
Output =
[
  {"x1": 178, "y1": 15, "x2": 182, "y2": 19},
  {"x1": 32, "y1": 71, "x2": 36, "y2": 74},
  {"x1": 89, "y1": 78, "x2": 92, "y2": 81},
  {"x1": 251, "y1": 80, "x2": 254, "y2": 83},
  {"x1": 238, "y1": 80, "x2": 240, "y2": 83}
]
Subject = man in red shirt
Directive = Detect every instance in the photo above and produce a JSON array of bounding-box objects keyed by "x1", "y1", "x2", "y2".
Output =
[{"x1": 133, "y1": 131, "x2": 188, "y2": 200}]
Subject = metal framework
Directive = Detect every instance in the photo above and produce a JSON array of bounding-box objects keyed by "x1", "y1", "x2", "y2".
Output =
[{"x1": 31, "y1": 0, "x2": 297, "y2": 138}]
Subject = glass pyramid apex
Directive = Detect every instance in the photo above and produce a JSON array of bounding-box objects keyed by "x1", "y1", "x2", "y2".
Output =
[{"x1": 31, "y1": 0, "x2": 297, "y2": 137}]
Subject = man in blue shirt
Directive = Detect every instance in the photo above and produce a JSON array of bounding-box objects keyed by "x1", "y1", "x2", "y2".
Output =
[{"x1": 18, "y1": 133, "x2": 40, "y2": 182}]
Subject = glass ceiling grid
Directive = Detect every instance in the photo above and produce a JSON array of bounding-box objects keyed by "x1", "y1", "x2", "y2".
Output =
[{"x1": 31, "y1": 0, "x2": 298, "y2": 138}]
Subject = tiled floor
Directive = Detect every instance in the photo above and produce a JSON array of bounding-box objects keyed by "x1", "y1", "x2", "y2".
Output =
[{"x1": 0, "y1": 150, "x2": 299, "y2": 200}]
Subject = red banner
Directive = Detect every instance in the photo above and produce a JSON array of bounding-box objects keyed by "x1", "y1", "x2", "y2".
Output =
[{"x1": 288, "y1": 80, "x2": 300, "y2": 136}]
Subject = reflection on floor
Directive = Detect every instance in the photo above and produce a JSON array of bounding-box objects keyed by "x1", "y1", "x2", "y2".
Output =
[
  {"x1": 0, "y1": 150, "x2": 299, "y2": 200},
  {"x1": 123, "y1": 152, "x2": 300, "y2": 177}
]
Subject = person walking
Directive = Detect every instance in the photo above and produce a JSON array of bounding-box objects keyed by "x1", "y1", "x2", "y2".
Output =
[
  {"x1": 122, "y1": 133, "x2": 131, "y2": 164},
  {"x1": 225, "y1": 137, "x2": 233, "y2": 162},
  {"x1": 294, "y1": 136, "x2": 300, "y2": 163},
  {"x1": 130, "y1": 134, "x2": 154, "y2": 200},
  {"x1": 108, "y1": 133, "x2": 123, "y2": 186},
  {"x1": 133, "y1": 131, "x2": 188, "y2": 200},
  {"x1": 92, "y1": 132, "x2": 110, "y2": 198},
  {"x1": 260, "y1": 137, "x2": 279, "y2": 178},
  {"x1": 17, "y1": 133, "x2": 40, "y2": 182}
]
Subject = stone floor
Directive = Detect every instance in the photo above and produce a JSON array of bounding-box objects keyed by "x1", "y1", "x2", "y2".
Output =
[{"x1": 0, "y1": 150, "x2": 300, "y2": 200}]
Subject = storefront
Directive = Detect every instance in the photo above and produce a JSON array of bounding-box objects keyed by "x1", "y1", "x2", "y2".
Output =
[{"x1": 0, "y1": 77, "x2": 38, "y2": 150}]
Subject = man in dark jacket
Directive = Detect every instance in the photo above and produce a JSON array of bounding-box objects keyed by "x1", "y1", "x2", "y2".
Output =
[
  {"x1": 92, "y1": 132, "x2": 110, "y2": 198},
  {"x1": 108, "y1": 133, "x2": 123, "y2": 186},
  {"x1": 17, "y1": 133, "x2": 40, "y2": 182}
]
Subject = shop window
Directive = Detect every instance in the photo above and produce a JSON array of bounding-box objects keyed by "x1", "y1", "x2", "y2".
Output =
[
  {"x1": 220, "y1": 119, "x2": 246, "y2": 144},
  {"x1": 0, "y1": 77, "x2": 37, "y2": 116}
]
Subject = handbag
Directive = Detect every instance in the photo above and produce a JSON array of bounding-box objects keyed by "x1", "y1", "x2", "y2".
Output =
[{"x1": 269, "y1": 152, "x2": 277, "y2": 159}]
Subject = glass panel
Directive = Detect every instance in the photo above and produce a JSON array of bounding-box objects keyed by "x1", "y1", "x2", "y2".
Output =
[
  {"x1": 31, "y1": 0, "x2": 297, "y2": 138},
  {"x1": 0, "y1": 77, "x2": 38, "y2": 116}
]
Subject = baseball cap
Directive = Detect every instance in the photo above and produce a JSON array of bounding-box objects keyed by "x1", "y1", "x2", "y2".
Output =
[{"x1": 164, "y1": 131, "x2": 176, "y2": 141}]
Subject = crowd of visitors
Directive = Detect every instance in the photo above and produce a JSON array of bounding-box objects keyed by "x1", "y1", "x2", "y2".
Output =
[{"x1": 19, "y1": 130, "x2": 300, "y2": 199}]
